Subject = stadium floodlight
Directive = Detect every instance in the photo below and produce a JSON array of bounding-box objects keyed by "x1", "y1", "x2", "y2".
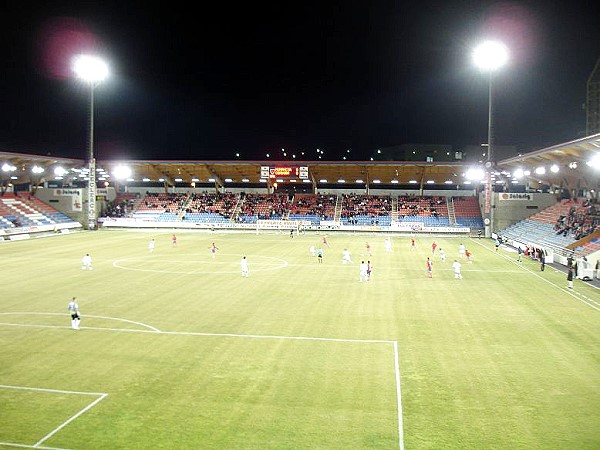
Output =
[
  {"x1": 473, "y1": 41, "x2": 509, "y2": 72},
  {"x1": 54, "y1": 166, "x2": 67, "y2": 177},
  {"x1": 473, "y1": 40, "x2": 509, "y2": 238},
  {"x1": 337, "y1": 179, "x2": 345, "y2": 183},
  {"x1": 391, "y1": 179, "x2": 399, "y2": 184},
  {"x1": 2, "y1": 163, "x2": 17, "y2": 172},
  {"x1": 587, "y1": 153, "x2": 600, "y2": 168},
  {"x1": 550, "y1": 164, "x2": 559, "y2": 173},
  {"x1": 355, "y1": 179, "x2": 364, "y2": 184},
  {"x1": 512, "y1": 168, "x2": 524, "y2": 179},
  {"x1": 31, "y1": 165, "x2": 45, "y2": 174},
  {"x1": 174, "y1": 178, "x2": 183, "y2": 182},
  {"x1": 72, "y1": 55, "x2": 109, "y2": 83},
  {"x1": 534, "y1": 166, "x2": 546, "y2": 175},
  {"x1": 409, "y1": 180, "x2": 418, "y2": 184},
  {"x1": 372, "y1": 179, "x2": 381, "y2": 184},
  {"x1": 72, "y1": 54, "x2": 109, "y2": 230},
  {"x1": 465, "y1": 167, "x2": 485, "y2": 181},
  {"x1": 112, "y1": 165, "x2": 132, "y2": 180},
  {"x1": 426, "y1": 180, "x2": 435, "y2": 184}
]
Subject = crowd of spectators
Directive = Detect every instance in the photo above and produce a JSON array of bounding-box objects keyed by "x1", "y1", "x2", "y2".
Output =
[
  {"x1": 185, "y1": 192, "x2": 238, "y2": 219},
  {"x1": 398, "y1": 195, "x2": 447, "y2": 218},
  {"x1": 239, "y1": 193, "x2": 290, "y2": 220},
  {"x1": 555, "y1": 198, "x2": 599, "y2": 240},
  {"x1": 288, "y1": 194, "x2": 336, "y2": 220},
  {"x1": 340, "y1": 194, "x2": 392, "y2": 224},
  {"x1": 137, "y1": 193, "x2": 188, "y2": 213},
  {"x1": 103, "y1": 193, "x2": 139, "y2": 218}
]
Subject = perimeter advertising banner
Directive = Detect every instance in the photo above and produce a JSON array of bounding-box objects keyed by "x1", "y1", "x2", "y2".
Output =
[
  {"x1": 498, "y1": 193, "x2": 533, "y2": 201},
  {"x1": 53, "y1": 189, "x2": 83, "y2": 212}
]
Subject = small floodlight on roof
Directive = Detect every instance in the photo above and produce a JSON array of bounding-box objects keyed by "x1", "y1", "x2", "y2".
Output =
[
  {"x1": 112, "y1": 165, "x2": 132, "y2": 180},
  {"x1": 587, "y1": 154, "x2": 600, "y2": 169},
  {"x1": 54, "y1": 166, "x2": 67, "y2": 176},
  {"x1": 465, "y1": 167, "x2": 485, "y2": 181}
]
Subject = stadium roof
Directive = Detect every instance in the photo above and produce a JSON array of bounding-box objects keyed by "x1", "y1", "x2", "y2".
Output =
[
  {"x1": 498, "y1": 133, "x2": 600, "y2": 191},
  {"x1": 1, "y1": 133, "x2": 599, "y2": 191}
]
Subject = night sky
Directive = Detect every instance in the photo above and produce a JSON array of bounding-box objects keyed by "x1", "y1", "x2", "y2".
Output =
[{"x1": 1, "y1": 1, "x2": 599, "y2": 161}]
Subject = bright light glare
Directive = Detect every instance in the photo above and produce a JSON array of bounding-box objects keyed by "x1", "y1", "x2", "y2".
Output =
[
  {"x1": 112, "y1": 165, "x2": 132, "y2": 180},
  {"x1": 473, "y1": 41, "x2": 509, "y2": 71},
  {"x1": 587, "y1": 154, "x2": 600, "y2": 169},
  {"x1": 53, "y1": 166, "x2": 67, "y2": 176},
  {"x1": 465, "y1": 167, "x2": 485, "y2": 181},
  {"x1": 535, "y1": 166, "x2": 546, "y2": 175},
  {"x1": 72, "y1": 55, "x2": 109, "y2": 83},
  {"x1": 550, "y1": 164, "x2": 559, "y2": 173},
  {"x1": 2, "y1": 163, "x2": 17, "y2": 172},
  {"x1": 513, "y1": 168, "x2": 524, "y2": 179},
  {"x1": 31, "y1": 165, "x2": 45, "y2": 174}
]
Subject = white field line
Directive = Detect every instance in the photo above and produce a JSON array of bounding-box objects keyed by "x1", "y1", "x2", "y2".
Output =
[
  {"x1": 0, "y1": 442, "x2": 70, "y2": 450},
  {"x1": 0, "y1": 312, "x2": 161, "y2": 333},
  {"x1": 0, "y1": 385, "x2": 107, "y2": 450},
  {"x1": 112, "y1": 255, "x2": 288, "y2": 275},
  {"x1": 0, "y1": 316, "x2": 403, "y2": 449},
  {"x1": 0, "y1": 385, "x2": 106, "y2": 397},
  {"x1": 471, "y1": 239, "x2": 600, "y2": 312},
  {"x1": 393, "y1": 341, "x2": 405, "y2": 450},
  {"x1": 33, "y1": 394, "x2": 108, "y2": 448}
]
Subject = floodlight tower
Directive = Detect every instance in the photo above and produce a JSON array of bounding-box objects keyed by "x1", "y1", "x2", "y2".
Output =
[
  {"x1": 473, "y1": 40, "x2": 508, "y2": 238},
  {"x1": 72, "y1": 55, "x2": 109, "y2": 230}
]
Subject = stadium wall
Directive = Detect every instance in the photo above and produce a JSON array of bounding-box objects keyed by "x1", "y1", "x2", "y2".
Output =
[{"x1": 480, "y1": 192, "x2": 557, "y2": 231}]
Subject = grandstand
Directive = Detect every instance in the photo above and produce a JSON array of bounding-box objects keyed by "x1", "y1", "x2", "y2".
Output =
[{"x1": 0, "y1": 192, "x2": 78, "y2": 229}]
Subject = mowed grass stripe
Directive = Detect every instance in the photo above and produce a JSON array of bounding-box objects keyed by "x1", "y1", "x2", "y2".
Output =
[{"x1": 1, "y1": 231, "x2": 599, "y2": 449}]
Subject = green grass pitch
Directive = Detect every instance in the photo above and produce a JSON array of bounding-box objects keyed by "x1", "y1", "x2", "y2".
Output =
[{"x1": 1, "y1": 230, "x2": 599, "y2": 449}]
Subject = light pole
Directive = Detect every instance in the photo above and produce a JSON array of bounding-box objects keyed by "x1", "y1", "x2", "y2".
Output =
[
  {"x1": 72, "y1": 55, "x2": 109, "y2": 230},
  {"x1": 473, "y1": 40, "x2": 508, "y2": 238}
]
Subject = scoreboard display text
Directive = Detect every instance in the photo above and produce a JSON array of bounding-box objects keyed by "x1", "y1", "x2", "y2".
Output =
[{"x1": 261, "y1": 166, "x2": 308, "y2": 179}]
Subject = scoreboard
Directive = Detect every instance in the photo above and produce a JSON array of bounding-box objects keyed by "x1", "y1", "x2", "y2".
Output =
[{"x1": 261, "y1": 166, "x2": 308, "y2": 179}]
